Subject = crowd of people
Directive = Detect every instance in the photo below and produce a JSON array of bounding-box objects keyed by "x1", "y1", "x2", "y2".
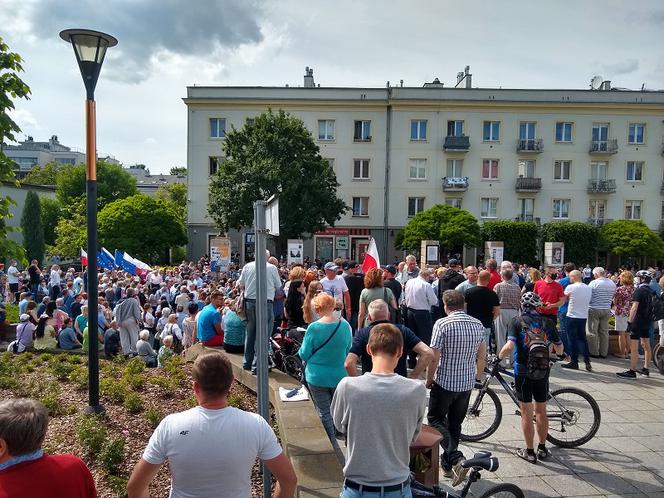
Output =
[{"x1": 1, "y1": 251, "x2": 663, "y2": 497}]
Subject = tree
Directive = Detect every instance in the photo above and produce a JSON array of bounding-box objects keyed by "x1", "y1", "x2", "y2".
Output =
[
  {"x1": 155, "y1": 182, "x2": 187, "y2": 223},
  {"x1": 208, "y1": 109, "x2": 347, "y2": 249},
  {"x1": 601, "y1": 220, "x2": 664, "y2": 261},
  {"x1": 22, "y1": 161, "x2": 61, "y2": 185},
  {"x1": 21, "y1": 190, "x2": 44, "y2": 263},
  {"x1": 0, "y1": 37, "x2": 30, "y2": 263},
  {"x1": 56, "y1": 160, "x2": 137, "y2": 209},
  {"x1": 399, "y1": 204, "x2": 481, "y2": 253},
  {"x1": 40, "y1": 197, "x2": 63, "y2": 246},
  {"x1": 51, "y1": 198, "x2": 86, "y2": 259},
  {"x1": 482, "y1": 220, "x2": 539, "y2": 265},
  {"x1": 169, "y1": 166, "x2": 187, "y2": 176},
  {"x1": 98, "y1": 194, "x2": 187, "y2": 263},
  {"x1": 541, "y1": 221, "x2": 599, "y2": 266}
]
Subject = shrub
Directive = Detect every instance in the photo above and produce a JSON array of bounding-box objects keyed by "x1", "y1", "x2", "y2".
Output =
[
  {"x1": 482, "y1": 220, "x2": 539, "y2": 265},
  {"x1": 77, "y1": 415, "x2": 107, "y2": 457},
  {"x1": 541, "y1": 221, "x2": 599, "y2": 266},
  {"x1": 123, "y1": 373, "x2": 145, "y2": 391},
  {"x1": 107, "y1": 476, "x2": 129, "y2": 498},
  {"x1": 100, "y1": 437, "x2": 125, "y2": 475},
  {"x1": 5, "y1": 304, "x2": 19, "y2": 324},
  {"x1": 145, "y1": 408, "x2": 164, "y2": 429},
  {"x1": 0, "y1": 376, "x2": 19, "y2": 390},
  {"x1": 124, "y1": 357, "x2": 145, "y2": 375},
  {"x1": 40, "y1": 353, "x2": 54, "y2": 363},
  {"x1": 100, "y1": 378, "x2": 130, "y2": 404},
  {"x1": 147, "y1": 376, "x2": 172, "y2": 389},
  {"x1": 227, "y1": 394, "x2": 245, "y2": 409},
  {"x1": 69, "y1": 367, "x2": 88, "y2": 391},
  {"x1": 67, "y1": 355, "x2": 83, "y2": 364},
  {"x1": 123, "y1": 392, "x2": 144, "y2": 414},
  {"x1": 49, "y1": 361, "x2": 76, "y2": 381}
]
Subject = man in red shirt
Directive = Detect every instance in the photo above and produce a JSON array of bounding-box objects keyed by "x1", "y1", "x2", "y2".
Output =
[
  {"x1": 486, "y1": 259, "x2": 502, "y2": 290},
  {"x1": 533, "y1": 267, "x2": 566, "y2": 327},
  {"x1": 0, "y1": 398, "x2": 97, "y2": 498}
]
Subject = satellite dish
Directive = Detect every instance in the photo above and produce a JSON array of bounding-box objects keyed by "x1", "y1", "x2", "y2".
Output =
[{"x1": 590, "y1": 75, "x2": 603, "y2": 90}]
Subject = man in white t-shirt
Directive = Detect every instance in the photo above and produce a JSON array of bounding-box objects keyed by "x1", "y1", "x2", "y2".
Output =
[
  {"x1": 128, "y1": 351, "x2": 297, "y2": 498},
  {"x1": 6, "y1": 260, "x2": 20, "y2": 303},
  {"x1": 562, "y1": 270, "x2": 593, "y2": 372},
  {"x1": 321, "y1": 262, "x2": 351, "y2": 318}
]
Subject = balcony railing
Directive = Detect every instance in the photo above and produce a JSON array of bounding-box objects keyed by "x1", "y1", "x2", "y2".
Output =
[
  {"x1": 587, "y1": 179, "x2": 617, "y2": 193},
  {"x1": 589, "y1": 139, "x2": 618, "y2": 154},
  {"x1": 515, "y1": 177, "x2": 542, "y2": 191},
  {"x1": 442, "y1": 176, "x2": 469, "y2": 191},
  {"x1": 516, "y1": 138, "x2": 543, "y2": 153},
  {"x1": 587, "y1": 218, "x2": 612, "y2": 226},
  {"x1": 443, "y1": 135, "x2": 470, "y2": 151},
  {"x1": 514, "y1": 214, "x2": 541, "y2": 223}
]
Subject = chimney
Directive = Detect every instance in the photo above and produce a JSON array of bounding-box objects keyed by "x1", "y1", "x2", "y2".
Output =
[
  {"x1": 465, "y1": 66, "x2": 472, "y2": 88},
  {"x1": 303, "y1": 67, "x2": 315, "y2": 88},
  {"x1": 600, "y1": 80, "x2": 611, "y2": 91}
]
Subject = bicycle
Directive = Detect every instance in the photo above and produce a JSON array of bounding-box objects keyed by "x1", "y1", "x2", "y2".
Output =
[
  {"x1": 410, "y1": 451, "x2": 524, "y2": 497},
  {"x1": 461, "y1": 356, "x2": 601, "y2": 448},
  {"x1": 270, "y1": 327, "x2": 305, "y2": 382},
  {"x1": 654, "y1": 342, "x2": 664, "y2": 374}
]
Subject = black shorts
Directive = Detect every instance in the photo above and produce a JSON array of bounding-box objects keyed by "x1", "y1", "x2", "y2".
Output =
[
  {"x1": 515, "y1": 373, "x2": 548, "y2": 403},
  {"x1": 630, "y1": 325, "x2": 650, "y2": 341},
  {"x1": 9, "y1": 283, "x2": 18, "y2": 293}
]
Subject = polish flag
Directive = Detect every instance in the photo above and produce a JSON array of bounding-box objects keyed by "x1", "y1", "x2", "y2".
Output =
[
  {"x1": 80, "y1": 248, "x2": 88, "y2": 266},
  {"x1": 361, "y1": 237, "x2": 381, "y2": 273}
]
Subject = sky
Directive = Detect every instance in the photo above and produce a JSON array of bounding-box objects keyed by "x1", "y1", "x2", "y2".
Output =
[{"x1": 2, "y1": 0, "x2": 664, "y2": 174}]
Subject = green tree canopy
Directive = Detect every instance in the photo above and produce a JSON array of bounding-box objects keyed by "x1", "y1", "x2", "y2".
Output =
[
  {"x1": 0, "y1": 37, "x2": 30, "y2": 263},
  {"x1": 21, "y1": 190, "x2": 44, "y2": 264},
  {"x1": 208, "y1": 109, "x2": 347, "y2": 246},
  {"x1": 399, "y1": 204, "x2": 481, "y2": 253},
  {"x1": 601, "y1": 220, "x2": 664, "y2": 260},
  {"x1": 169, "y1": 166, "x2": 187, "y2": 176},
  {"x1": 40, "y1": 197, "x2": 63, "y2": 246},
  {"x1": 51, "y1": 198, "x2": 86, "y2": 259},
  {"x1": 22, "y1": 161, "x2": 61, "y2": 186},
  {"x1": 56, "y1": 160, "x2": 137, "y2": 209},
  {"x1": 482, "y1": 220, "x2": 539, "y2": 265},
  {"x1": 541, "y1": 221, "x2": 599, "y2": 266},
  {"x1": 155, "y1": 182, "x2": 187, "y2": 223},
  {"x1": 98, "y1": 194, "x2": 187, "y2": 263}
]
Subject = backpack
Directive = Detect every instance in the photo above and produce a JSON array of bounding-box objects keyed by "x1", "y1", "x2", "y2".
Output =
[
  {"x1": 519, "y1": 317, "x2": 550, "y2": 381},
  {"x1": 651, "y1": 292, "x2": 664, "y2": 321}
]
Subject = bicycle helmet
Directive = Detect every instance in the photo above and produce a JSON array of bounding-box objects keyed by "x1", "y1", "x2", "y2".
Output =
[
  {"x1": 521, "y1": 291, "x2": 544, "y2": 309},
  {"x1": 635, "y1": 270, "x2": 653, "y2": 282}
]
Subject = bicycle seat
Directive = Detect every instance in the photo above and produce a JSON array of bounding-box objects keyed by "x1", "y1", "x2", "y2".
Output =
[{"x1": 461, "y1": 454, "x2": 499, "y2": 472}]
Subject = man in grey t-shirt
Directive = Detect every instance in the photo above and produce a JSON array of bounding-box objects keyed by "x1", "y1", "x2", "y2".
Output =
[{"x1": 332, "y1": 323, "x2": 426, "y2": 496}]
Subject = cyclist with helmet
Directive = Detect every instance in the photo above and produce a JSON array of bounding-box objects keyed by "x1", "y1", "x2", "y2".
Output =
[
  {"x1": 617, "y1": 270, "x2": 655, "y2": 379},
  {"x1": 498, "y1": 291, "x2": 564, "y2": 464}
]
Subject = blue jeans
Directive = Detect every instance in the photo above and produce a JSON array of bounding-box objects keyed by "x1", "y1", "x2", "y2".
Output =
[
  {"x1": 243, "y1": 299, "x2": 274, "y2": 371},
  {"x1": 308, "y1": 384, "x2": 341, "y2": 454},
  {"x1": 558, "y1": 312, "x2": 570, "y2": 353},
  {"x1": 30, "y1": 283, "x2": 39, "y2": 300},
  {"x1": 567, "y1": 317, "x2": 590, "y2": 364},
  {"x1": 341, "y1": 483, "x2": 412, "y2": 498}
]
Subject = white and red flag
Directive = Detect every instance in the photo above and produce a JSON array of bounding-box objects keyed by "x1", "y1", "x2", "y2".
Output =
[
  {"x1": 361, "y1": 237, "x2": 381, "y2": 273},
  {"x1": 80, "y1": 248, "x2": 88, "y2": 266}
]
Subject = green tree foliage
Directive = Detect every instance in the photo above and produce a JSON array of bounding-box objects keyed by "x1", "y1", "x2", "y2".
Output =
[
  {"x1": 51, "y1": 199, "x2": 86, "y2": 259},
  {"x1": 40, "y1": 197, "x2": 63, "y2": 246},
  {"x1": 400, "y1": 204, "x2": 481, "y2": 253},
  {"x1": 21, "y1": 190, "x2": 44, "y2": 263},
  {"x1": 208, "y1": 109, "x2": 347, "y2": 245},
  {"x1": 0, "y1": 37, "x2": 30, "y2": 263},
  {"x1": 482, "y1": 220, "x2": 539, "y2": 265},
  {"x1": 21, "y1": 161, "x2": 61, "y2": 186},
  {"x1": 98, "y1": 194, "x2": 187, "y2": 263},
  {"x1": 56, "y1": 160, "x2": 137, "y2": 210},
  {"x1": 155, "y1": 182, "x2": 187, "y2": 223},
  {"x1": 169, "y1": 166, "x2": 187, "y2": 176},
  {"x1": 601, "y1": 220, "x2": 664, "y2": 260},
  {"x1": 541, "y1": 221, "x2": 599, "y2": 266}
]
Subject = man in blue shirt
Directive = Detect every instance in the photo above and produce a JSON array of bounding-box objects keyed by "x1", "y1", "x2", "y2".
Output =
[
  {"x1": 196, "y1": 290, "x2": 224, "y2": 346},
  {"x1": 557, "y1": 262, "x2": 575, "y2": 355}
]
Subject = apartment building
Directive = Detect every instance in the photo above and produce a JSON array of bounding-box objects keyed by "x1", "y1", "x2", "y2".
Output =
[{"x1": 184, "y1": 71, "x2": 664, "y2": 263}]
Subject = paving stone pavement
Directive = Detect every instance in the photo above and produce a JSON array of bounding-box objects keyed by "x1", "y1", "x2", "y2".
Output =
[{"x1": 432, "y1": 357, "x2": 664, "y2": 497}]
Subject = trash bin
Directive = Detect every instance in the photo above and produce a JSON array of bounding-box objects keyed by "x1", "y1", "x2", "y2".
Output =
[{"x1": 409, "y1": 424, "x2": 443, "y2": 487}]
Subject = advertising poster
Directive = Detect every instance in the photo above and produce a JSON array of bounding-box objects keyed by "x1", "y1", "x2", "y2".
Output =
[
  {"x1": 485, "y1": 241, "x2": 504, "y2": 265},
  {"x1": 210, "y1": 237, "x2": 231, "y2": 272},
  {"x1": 545, "y1": 242, "x2": 564, "y2": 266},
  {"x1": 287, "y1": 239, "x2": 304, "y2": 265}
]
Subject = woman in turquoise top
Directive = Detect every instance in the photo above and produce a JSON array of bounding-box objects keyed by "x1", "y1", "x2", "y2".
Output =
[
  {"x1": 298, "y1": 292, "x2": 351, "y2": 455},
  {"x1": 222, "y1": 300, "x2": 246, "y2": 354}
]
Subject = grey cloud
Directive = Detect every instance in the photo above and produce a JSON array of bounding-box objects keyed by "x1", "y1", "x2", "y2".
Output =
[
  {"x1": 30, "y1": 0, "x2": 265, "y2": 83},
  {"x1": 602, "y1": 59, "x2": 639, "y2": 75}
]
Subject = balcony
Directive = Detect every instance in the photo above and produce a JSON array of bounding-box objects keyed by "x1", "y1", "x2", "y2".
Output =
[
  {"x1": 442, "y1": 176, "x2": 469, "y2": 191},
  {"x1": 587, "y1": 179, "x2": 617, "y2": 193},
  {"x1": 587, "y1": 218, "x2": 612, "y2": 227},
  {"x1": 443, "y1": 135, "x2": 470, "y2": 152},
  {"x1": 515, "y1": 214, "x2": 541, "y2": 223},
  {"x1": 516, "y1": 138, "x2": 543, "y2": 153},
  {"x1": 589, "y1": 139, "x2": 618, "y2": 154},
  {"x1": 515, "y1": 177, "x2": 542, "y2": 192}
]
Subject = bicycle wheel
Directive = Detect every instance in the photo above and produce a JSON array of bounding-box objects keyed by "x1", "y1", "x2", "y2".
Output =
[
  {"x1": 283, "y1": 355, "x2": 304, "y2": 383},
  {"x1": 654, "y1": 344, "x2": 664, "y2": 374},
  {"x1": 477, "y1": 482, "x2": 525, "y2": 498},
  {"x1": 546, "y1": 386, "x2": 601, "y2": 448},
  {"x1": 461, "y1": 387, "x2": 502, "y2": 442}
]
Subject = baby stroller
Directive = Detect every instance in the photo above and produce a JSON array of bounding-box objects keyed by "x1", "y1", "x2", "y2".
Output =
[{"x1": 271, "y1": 326, "x2": 305, "y2": 382}]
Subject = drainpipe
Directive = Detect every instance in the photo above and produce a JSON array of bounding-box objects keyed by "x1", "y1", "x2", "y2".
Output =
[{"x1": 382, "y1": 88, "x2": 392, "y2": 261}]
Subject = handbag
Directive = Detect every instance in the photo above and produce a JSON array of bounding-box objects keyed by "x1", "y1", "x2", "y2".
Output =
[
  {"x1": 301, "y1": 320, "x2": 342, "y2": 388},
  {"x1": 236, "y1": 291, "x2": 247, "y2": 321},
  {"x1": 12, "y1": 323, "x2": 28, "y2": 354}
]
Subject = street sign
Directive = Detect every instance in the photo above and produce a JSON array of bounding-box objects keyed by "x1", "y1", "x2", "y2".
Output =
[{"x1": 265, "y1": 195, "x2": 279, "y2": 236}]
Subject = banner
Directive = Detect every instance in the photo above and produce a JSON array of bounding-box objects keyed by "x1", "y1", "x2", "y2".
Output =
[
  {"x1": 210, "y1": 237, "x2": 231, "y2": 272},
  {"x1": 485, "y1": 241, "x2": 504, "y2": 265},
  {"x1": 287, "y1": 239, "x2": 304, "y2": 266},
  {"x1": 544, "y1": 242, "x2": 564, "y2": 266}
]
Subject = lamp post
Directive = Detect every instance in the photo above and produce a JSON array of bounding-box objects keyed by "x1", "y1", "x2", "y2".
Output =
[{"x1": 60, "y1": 29, "x2": 117, "y2": 415}]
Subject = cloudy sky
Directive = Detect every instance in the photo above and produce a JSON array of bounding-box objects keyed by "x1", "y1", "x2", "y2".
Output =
[{"x1": 2, "y1": 0, "x2": 663, "y2": 174}]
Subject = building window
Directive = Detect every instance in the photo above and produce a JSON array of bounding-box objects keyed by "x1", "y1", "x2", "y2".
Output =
[
  {"x1": 625, "y1": 200, "x2": 642, "y2": 220},
  {"x1": 589, "y1": 200, "x2": 606, "y2": 221},
  {"x1": 56, "y1": 158, "x2": 76, "y2": 165},
  {"x1": 318, "y1": 120, "x2": 335, "y2": 141},
  {"x1": 592, "y1": 123, "x2": 609, "y2": 144},
  {"x1": 482, "y1": 159, "x2": 499, "y2": 180},
  {"x1": 628, "y1": 123, "x2": 645, "y2": 144},
  {"x1": 553, "y1": 199, "x2": 570, "y2": 219},
  {"x1": 209, "y1": 157, "x2": 223, "y2": 176},
  {"x1": 554, "y1": 160, "x2": 571, "y2": 181},
  {"x1": 409, "y1": 158, "x2": 427, "y2": 180},
  {"x1": 519, "y1": 198, "x2": 534, "y2": 219},
  {"x1": 590, "y1": 161, "x2": 608, "y2": 180},
  {"x1": 354, "y1": 120, "x2": 371, "y2": 141},
  {"x1": 518, "y1": 160, "x2": 536, "y2": 178},
  {"x1": 410, "y1": 120, "x2": 427, "y2": 141},
  {"x1": 353, "y1": 159, "x2": 370, "y2": 180},
  {"x1": 210, "y1": 118, "x2": 226, "y2": 138},
  {"x1": 9, "y1": 157, "x2": 39, "y2": 170},
  {"x1": 352, "y1": 197, "x2": 369, "y2": 217},
  {"x1": 445, "y1": 198, "x2": 462, "y2": 209},
  {"x1": 447, "y1": 120, "x2": 464, "y2": 137},
  {"x1": 481, "y1": 198, "x2": 498, "y2": 218},
  {"x1": 520, "y1": 122, "x2": 536, "y2": 141},
  {"x1": 555, "y1": 122, "x2": 573, "y2": 142},
  {"x1": 407, "y1": 197, "x2": 425, "y2": 217},
  {"x1": 483, "y1": 121, "x2": 500, "y2": 141},
  {"x1": 626, "y1": 161, "x2": 644, "y2": 182},
  {"x1": 446, "y1": 159, "x2": 463, "y2": 177}
]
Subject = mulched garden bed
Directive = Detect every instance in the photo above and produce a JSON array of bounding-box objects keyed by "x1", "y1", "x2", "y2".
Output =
[{"x1": 0, "y1": 351, "x2": 272, "y2": 497}]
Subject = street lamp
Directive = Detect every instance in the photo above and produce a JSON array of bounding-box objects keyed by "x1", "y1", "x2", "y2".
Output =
[{"x1": 60, "y1": 29, "x2": 117, "y2": 415}]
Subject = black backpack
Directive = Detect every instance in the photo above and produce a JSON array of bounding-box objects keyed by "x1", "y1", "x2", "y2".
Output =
[
  {"x1": 651, "y1": 291, "x2": 664, "y2": 321},
  {"x1": 519, "y1": 317, "x2": 550, "y2": 380}
]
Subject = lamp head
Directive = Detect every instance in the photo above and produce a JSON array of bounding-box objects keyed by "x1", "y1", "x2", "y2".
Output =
[{"x1": 60, "y1": 29, "x2": 117, "y2": 99}]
